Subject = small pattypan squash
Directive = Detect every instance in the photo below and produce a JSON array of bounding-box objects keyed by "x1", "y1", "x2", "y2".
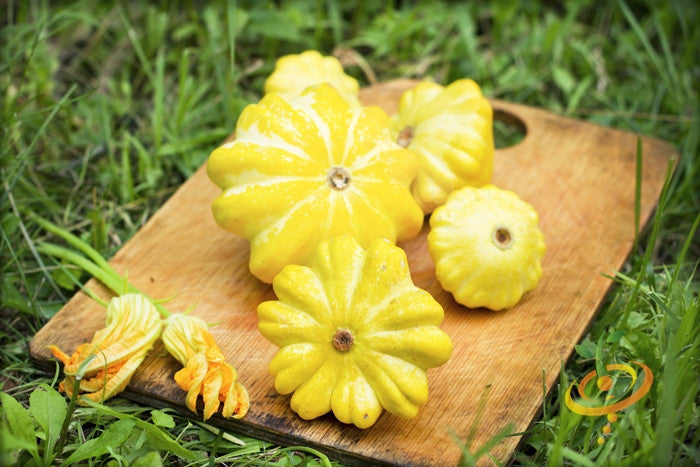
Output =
[
  {"x1": 207, "y1": 83, "x2": 424, "y2": 283},
  {"x1": 263, "y1": 50, "x2": 360, "y2": 106},
  {"x1": 428, "y1": 185, "x2": 545, "y2": 311},
  {"x1": 257, "y1": 235, "x2": 453, "y2": 428},
  {"x1": 390, "y1": 79, "x2": 494, "y2": 214}
]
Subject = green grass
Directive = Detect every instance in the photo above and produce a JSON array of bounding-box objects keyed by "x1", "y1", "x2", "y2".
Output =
[{"x1": 2, "y1": 0, "x2": 698, "y2": 465}]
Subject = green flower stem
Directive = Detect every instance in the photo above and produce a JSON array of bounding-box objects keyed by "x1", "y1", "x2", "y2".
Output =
[
  {"x1": 38, "y1": 242, "x2": 124, "y2": 295},
  {"x1": 54, "y1": 355, "x2": 96, "y2": 460},
  {"x1": 37, "y1": 242, "x2": 170, "y2": 318},
  {"x1": 32, "y1": 216, "x2": 116, "y2": 274}
]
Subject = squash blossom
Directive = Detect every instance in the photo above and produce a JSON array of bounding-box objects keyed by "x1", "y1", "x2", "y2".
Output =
[
  {"x1": 161, "y1": 313, "x2": 249, "y2": 420},
  {"x1": 48, "y1": 293, "x2": 162, "y2": 403}
]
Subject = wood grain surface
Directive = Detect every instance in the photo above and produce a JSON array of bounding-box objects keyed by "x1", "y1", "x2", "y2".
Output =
[{"x1": 30, "y1": 79, "x2": 677, "y2": 466}]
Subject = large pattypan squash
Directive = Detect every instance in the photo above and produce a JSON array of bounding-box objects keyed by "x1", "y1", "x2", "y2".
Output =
[
  {"x1": 390, "y1": 79, "x2": 494, "y2": 214},
  {"x1": 263, "y1": 50, "x2": 360, "y2": 106},
  {"x1": 257, "y1": 235, "x2": 453, "y2": 428},
  {"x1": 428, "y1": 185, "x2": 545, "y2": 311},
  {"x1": 207, "y1": 83, "x2": 424, "y2": 283}
]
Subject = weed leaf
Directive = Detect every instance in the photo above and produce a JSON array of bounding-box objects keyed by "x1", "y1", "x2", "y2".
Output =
[
  {"x1": 151, "y1": 409, "x2": 175, "y2": 428},
  {"x1": 84, "y1": 399, "x2": 200, "y2": 461},
  {"x1": 0, "y1": 391, "x2": 39, "y2": 460},
  {"x1": 0, "y1": 430, "x2": 39, "y2": 465},
  {"x1": 131, "y1": 450, "x2": 164, "y2": 467},
  {"x1": 28, "y1": 384, "x2": 66, "y2": 458},
  {"x1": 606, "y1": 329, "x2": 625, "y2": 343},
  {"x1": 1, "y1": 275, "x2": 34, "y2": 315},
  {"x1": 574, "y1": 337, "x2": 596, "y2": 359},
  {"x1": 63, "y1": 418, "x2": 135, "y2": 464}
]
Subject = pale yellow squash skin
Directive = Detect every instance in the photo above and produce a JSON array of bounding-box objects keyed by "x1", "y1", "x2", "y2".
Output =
[
  {"x1": 257, "y1": 235, "x2": 453, "y2": 428},
  {"x1": 390, "y1": 79, "x2": 494, "y2": 214},
  {"x1": 263, "y1": 50, "x2": 360, "y2": 105},
  {"x1": 207, "y1": 84, "x2": 424, "y2": 283},
  {"x1": 428, "y1": 185, "x2": 545, "y2": 311}
]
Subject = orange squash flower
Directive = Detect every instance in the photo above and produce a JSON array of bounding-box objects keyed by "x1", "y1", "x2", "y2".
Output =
[
  {"x1": 161, "y1": 313, "x2": 249, "y2": 420},
  {"x1": 48, "y1": 293, "x2": 162, "y2": 403}
]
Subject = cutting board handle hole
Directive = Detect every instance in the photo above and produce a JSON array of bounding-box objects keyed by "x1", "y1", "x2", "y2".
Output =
[{"x1": 493, "y1": 108, "x2": 527, "y2": 149}]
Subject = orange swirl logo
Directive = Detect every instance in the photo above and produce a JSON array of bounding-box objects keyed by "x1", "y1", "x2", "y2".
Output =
[{"x1": 565, "y1": 361, "x2": 653, "y2": 444}]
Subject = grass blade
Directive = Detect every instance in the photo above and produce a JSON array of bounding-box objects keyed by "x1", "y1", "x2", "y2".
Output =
[{"x1": 81, "y1": 399, "x2": 200, "y2": 461}]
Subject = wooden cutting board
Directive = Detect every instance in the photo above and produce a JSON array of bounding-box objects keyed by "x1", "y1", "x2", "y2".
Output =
[{"x1": 30, "y1": 79, "x2": 676, "y2": 466}]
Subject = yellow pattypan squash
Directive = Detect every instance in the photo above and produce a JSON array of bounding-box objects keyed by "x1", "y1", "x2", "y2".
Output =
[
  {"x1": 257, "y1": 235, "x2": 453, "y2": 428},
  {"x1": 428, "y1": 185, "x2": 545, "y2": 311},
  {"x1": 263, "y1": 50, "x2": 360, "y2": 105},
  {"x1": 207, "y1": 83, "x2": 424, "y2": 283},
  {"x1": 390, "y1": 79, "x2": 494, "y2": 214}
]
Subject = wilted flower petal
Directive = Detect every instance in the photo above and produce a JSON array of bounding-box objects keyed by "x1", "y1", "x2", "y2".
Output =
[
  {"x1": 162, "y1": 313, "x2": 249, "y2": 420},
  {"x1": 48, "y1": 293, "x2": 162, "y2": 403}
]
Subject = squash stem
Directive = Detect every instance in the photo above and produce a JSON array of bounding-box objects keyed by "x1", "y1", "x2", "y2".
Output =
[{"x1": 332, "y1": 328, "x2": 354, "y2": 352}]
